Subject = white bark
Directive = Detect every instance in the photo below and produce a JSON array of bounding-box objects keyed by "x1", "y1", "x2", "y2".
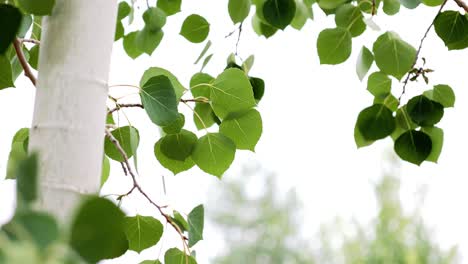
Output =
[{"x1": 29, "y1": 0, "x2": 117, "y2": 222}]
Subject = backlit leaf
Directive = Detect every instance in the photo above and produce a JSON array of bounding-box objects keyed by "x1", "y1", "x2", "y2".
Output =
[
  {"x1": 192, "y1": 133, "x2": 236, "y2": 177},
  {"x1": 124, "y1": 215, "x2": 163, "y2": 253}
]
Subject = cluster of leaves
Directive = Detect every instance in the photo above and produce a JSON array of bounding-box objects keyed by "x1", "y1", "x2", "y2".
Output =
[
  {"x1": 0, "y1": 155, "x2": 204, "y2": 264},
  {"x1": 353, "y1": 31, "x2": 456, "y2": 165}
]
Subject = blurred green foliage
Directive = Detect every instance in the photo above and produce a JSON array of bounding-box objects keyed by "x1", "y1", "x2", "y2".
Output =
[{"x1": 210, "y1": 163, "x2": 458, "y2": 264}]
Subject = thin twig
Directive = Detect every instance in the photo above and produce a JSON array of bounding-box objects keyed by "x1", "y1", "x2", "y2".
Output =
[
  {"x1": 371, "y1": 0, "x2": 376, "y2": 15},
  {"x1": 104, "y1": 129, "x2": 190, "y2": 254},
  {"x1": 18, "y1": 38, "x2": 40, "y2": 45},
  {"x1": 235, "y1": 22, "x2": 243, "y2": 56},
  {"x1": 398, "y1": 0, "x2": 448, "y2": 103},
  {"x1": 453, "y1": 0, "x2": 468, "y2": 11},
  {"x1": 13, "y1": 38, "x2": 36, "y2": 86},
  {"x1": 108, "y1": 103, "x2": 144, "y2": 114}
]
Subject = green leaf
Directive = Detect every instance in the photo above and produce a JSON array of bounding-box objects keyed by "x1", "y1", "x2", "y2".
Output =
[
  {"x1": 123, "y1": 31, "x2": 143, "y2": 59},
  {"x1": 421, "y1": 126, "x2": 443, "y2": 163},
  {"x1": 201, "y1": 53, "x2": 213, "y2": 72},
  {"x1": 180, "y1": 14, "x2": 210, "y2": 43},
  {"x1": 104, "y1": 126, "x2": 140, "y2": 162},
  {"x1": 373, "y1": 32, "x2": 416, "y2": 80},
  {"x1": 143, "y1": 7, "x2": 167, "y2": 31},
  {"x1": 140, "y1": 261, "x2": 162, "y2": 264},
  {"x1": 434, "y1": 11, "x2": 468, "y2": 50},
  {"x1": 115, "y1": 2, "x2": 131, "y2": 41},
  {"x1": 250, "y1": 77, "x2": 265, "y2": 103},
  {"x1": 252, "y1": 14, "x2": 278, "y2": 38},
  {"x1": 367, "y1": 72, "x2": 391, "y2": 98},
  {"x1": 192, "y1": 133, "x2": 236, "y2": 177},
  {"x1": 383, "y1": 0, "x2": 400, "y2": 15},
  {"x1": 356, "y1": 46, "x2": 374, "y2": 81},
  {"x1": 291, "y1": 0, "x2": 313, "y2": 30},
  {"x1": 16, "y1": 153, "x2": 38, "y2": 205},
  {"x1": 317, "y1": 27, "x2": 352, "y2": 65},
  {"x1": 165, "y1": 248, "x2": 197, "y2": 264},
  {"x1": 28, "y1": 45, "x2": 39, "y2": 70},
  {"x1": 135, "y1": 28, "x2": 164, "y2": 55},
  {"x1": 16, "y1": 0, "x2": 55, "y2": 16},
  {"x1": 193, "y1": 103, "x2": 218, "y2": 130},
  {"x1": 354, "y1": 122, "x2": 374, "y2": 148},
  {"x1": 5, "y1": 128, "x2": 29, "y2": 180},
  {"x1": 154, "y1": 138, "x2": 195, "y2": 175},
  {"x1": 32, "y1": 16, "x2": 42, "y2": 40},
  {"x1": 391, "y1": 105, "x2": 417, "y2": 140},
  {"x1": 194, "y1": 40, "x2": 212, "y2": 64},
  {"x1": 423, "y1": 84, "x2": 455, "y2": 108},
  {"x1": 400, "y1": 0, "x2": 420, "y2": 8},
  {"x1": 162, "y1": 114, "x2": 185, "y2": 134},
  {"x1": 263, "y1": 0, "x2": 296, "y2": 30},
  {"x1": 157, "y1": 0, "x2": 182, "y2": 15},
  {"x1": 406, "y1": 95, "x2": 444, "y2": 126},
  {"x1": 2, "y1": 211, "x2": 58, "y2": 250},
  {"x1": 140, "y1": 75, "x2": 179, "y2": 126},
  {"x1": 188, "y1": 205, "x2": 204, "y2": 247},
  {"x1": 220, "y1": 109, "x2": 262, "y2": 151},
  {"x1": 124, "y1": 215, "x2": 164, "y2": 253},
  {"x1": 190, "y1": 72, "x2": 214, "y2": 99},
  {"x1": 101, "y1": 156, "x2": 110, "y2": 187},
  {"x1": 0, "y1": 4, "x2": 22, "y2": 54},
  {"x1": 160, "y1": 130, "x2": 198, "y2": 161},
  {"x1": 70, "y1": 196, "x2": 128, "y2": 263},
  {"x1": 421, "y1": 0, "x2": 444, "y2": 6},
  {"x1": 17, "y1": 14, "x2": 32, "y2": 38},
  {"x1": 172, "y1": 211, "x2": 189, "y2": 232},
  {"x1": 356, "y1": 104, "x2": 396, "y2": 140},
  {"x1": 11, "y1": 46, "x2": 30, "y2": 81},
  {"x1": 115, "y1": 21, "x2": 125, "y2": 41},
  {"x1": 0, "y1": 55, "x2": 14, "y2": 89},
  {"x1": 229, "y1": 0, "x2": 251, "y2": 24},
  {"x1": 374, "y1": 93, "x2": 399, "y2": 112},
  {"x1": 242, "y1": 55, "x2": 255, "y2": 73},
  {"x1": 210, "y1": 68, "x2": 256, "y2": 119},
  {"x1": 394, "y1": 130, "x2": 432, "y2": 165},
  {"x1": 318, "y1": 0, "x2": 346, "y2": 10},
  {"x1": 335, "y1": 4, "x2": 366, "y2": 37},
  {"x1": 141, "y1": 67, "x2": 186, "y2": 100},
  {"x1": 118, "y1": 2, "x2": 131, "y2": 20}
]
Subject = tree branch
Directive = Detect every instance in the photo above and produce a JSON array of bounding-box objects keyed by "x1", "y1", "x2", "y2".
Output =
[
  {"x1": 18, "y1": 38, "x2": 41, "y2": 45},
  {"x1": 453, "y1": 0, "x2": 468, "y2": 11},
  {"x1": 399, "y1": 0, "x2": 448, "y2": 102},
  {"x1": 108, "y1": 103, "x2": 144, "y2": 114},
  {"x1": 13, "y1": 38, "x2": 37, "y2": 86},
  {"x1": 104, "y1": 129, "x2": 191, "y2": 254}
]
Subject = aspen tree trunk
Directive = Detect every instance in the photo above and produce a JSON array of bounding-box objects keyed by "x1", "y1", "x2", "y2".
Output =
[{"x1": 28, "y1": 0, "x2": 118, "y2": 222}]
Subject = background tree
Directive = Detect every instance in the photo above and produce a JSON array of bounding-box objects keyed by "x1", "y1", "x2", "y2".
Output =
[{"x1": 210, "y1": 162, "x2": 458, "y2": 264}]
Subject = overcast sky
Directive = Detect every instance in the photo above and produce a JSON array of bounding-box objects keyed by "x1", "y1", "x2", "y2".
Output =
[{"x1": 1, "y1": 0, "x2": 468, "y2": 263}]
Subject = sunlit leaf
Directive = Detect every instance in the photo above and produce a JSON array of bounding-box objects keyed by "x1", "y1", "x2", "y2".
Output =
[
  {"x1": 192, "y1": 133, "x2": 236, "y2": 177},
  {"x1": 124, "y1": 215, "x2": 163, "y2": 253},
  {"x1": 317, "y1": 27, "x2": 352, "y2": 65},
  {"x1": 180, "y1": 14, "x2": 210, "y2": 43}
]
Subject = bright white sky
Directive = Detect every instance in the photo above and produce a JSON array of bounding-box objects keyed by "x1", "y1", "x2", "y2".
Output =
[{"x1": 1, "y1": 0, "x2": 468, "y2": 263}]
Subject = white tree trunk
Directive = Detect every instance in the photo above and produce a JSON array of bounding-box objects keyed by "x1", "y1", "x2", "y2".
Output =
[{"x1": 29, "y1": 0, "x2": 117, "y2": 222}]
